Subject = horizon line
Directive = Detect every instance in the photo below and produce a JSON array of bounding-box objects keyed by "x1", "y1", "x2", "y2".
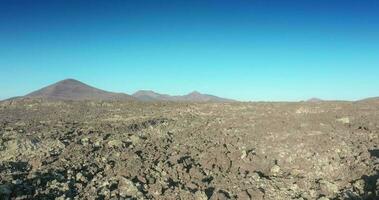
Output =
[{"x1": 0, "y1": 78, "x2": 376, "y2": 102}]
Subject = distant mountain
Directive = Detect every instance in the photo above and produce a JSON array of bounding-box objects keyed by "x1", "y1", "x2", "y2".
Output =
[
  {"x1": 24, "y1": 79, "x2": 136, "y2": 101},
  {"x1": 133, "y1": 90, "x2": 235, "y2": 102},
  {"x1": 132, "y1": 90, "x2": 174, "y2": 102},
  {"x1": 178, "y1": 91, "x2": 235, "y2": 102},
  {"x1": 357, "y1": 97, "x2": 379, "y2": 103},
  {"x1": 5, "y1": 79, "x2": 235, "y2": 102},
  {"x1": 306, "y1": 98, "x2": 323, "y2": 103}
]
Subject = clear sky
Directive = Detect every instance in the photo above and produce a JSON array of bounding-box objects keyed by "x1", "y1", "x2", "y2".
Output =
[{"x1": 0, "y1": 0, "x2": 378, "y2": 101}]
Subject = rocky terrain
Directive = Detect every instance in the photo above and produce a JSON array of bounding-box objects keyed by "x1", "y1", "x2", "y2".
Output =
[{"x1": 0, "y1": 99, "x2": 378, "y2": 200}]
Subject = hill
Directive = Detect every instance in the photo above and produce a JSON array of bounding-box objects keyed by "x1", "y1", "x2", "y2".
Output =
[
  {"x1": 133, "y1": 90, "x2": 235, "y2": 102},
  {"x1": 306, "y1": 98, "x2": 324, "y2": 103},
  {"x1": 24, "y1": 79, "x2": 136, "y2": 101},
  {"x1": 132, "y1": 90, "x2": 174, "y2": 102},
  {"x1": 357, "y1": 97, "x2": 379, "y2": 103}
]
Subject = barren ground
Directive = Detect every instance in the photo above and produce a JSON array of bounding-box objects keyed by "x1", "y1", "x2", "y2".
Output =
[{"x1": 0, "y1": 99, "x2": 378, "y2": 199}]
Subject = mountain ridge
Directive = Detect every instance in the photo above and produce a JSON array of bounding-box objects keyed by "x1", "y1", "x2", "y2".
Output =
[
  {"x1": 132, "y1": 90, "x2": 235, "y2": 102},
  {"x1": 9, "y1": 79, "x2": 235, "y2": 102}
]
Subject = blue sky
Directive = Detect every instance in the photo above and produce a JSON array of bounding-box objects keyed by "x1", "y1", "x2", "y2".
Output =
[{"x1": 0, "y1": 0, "x2": 378, "y2": 101}]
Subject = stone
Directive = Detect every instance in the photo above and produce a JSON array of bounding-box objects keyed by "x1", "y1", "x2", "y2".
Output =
[
  {"x1": 0, "y1": 184, "x2": 12, "y2": 200},
  {"x1": 319, "y1": 180, "x2": 339, "y2": 197},
  {"x1": 246, "y1": 188, "x2": 264, "y2": 200},
  {"x1": 76, "y1": 172, "x2": 87, "y2": 182},
  {"x1": 81, "y1": 137, "x2": 90, "y2": 146},
  {"x1": 270, "y1": 165, "x2": 281, "y2": 176},
  {"x1": 107, "y1": 140, "x2": 123, "y2": 148},
  {"x1": 336, "y1": 117, "x2": 350, "y2": 124},
  {"x1": 130, "y1": 135, "x2": 140, "y2": 144},
  {"x1": 210, "y1": 190, "x2": 230, "y2": 200},
  {"x1": 240, "y1": 150, "x2": 247, "y2": 160},
  {"x1": 352, "y1": 179, "x2": 365, "y2": 195},
  {"x1": 12, "y1": 179, "x2": 23, "y2": 185},
  {"x1": 93, "y1": 140, "x2": 102, "y2": 148},
  {"x1": 146, "y1": 175, "x2": 156, "y2": 184},
  {"x1": 195, "y1": 191, "x2": 208, "y2": 200},
  {"x1": 118, "y1": 177, "x2": 144, "y2": 198},
  {"x1": 55, "y1": 195, "x2": 66, "y2": 200},
  {"x1": 237, "y1": 190, "x2": 250, "y2": 199}
]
